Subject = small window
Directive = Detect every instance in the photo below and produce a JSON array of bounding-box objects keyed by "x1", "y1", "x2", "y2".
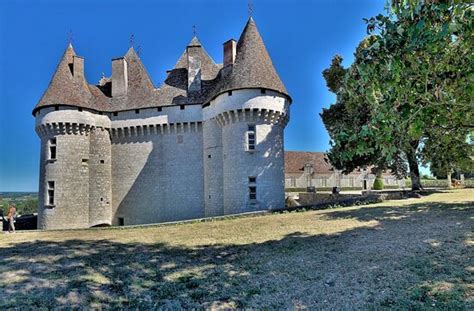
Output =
[
  {"x1": 135, "y1": 109, "x2": 139, "y2": 114},
  {"x1": 157, "y1": 107, "x2": 162, "y2": 112},
  {"x1": 247, "y1": 125, "x2": 256, "y2": 151},
  {"x1": 180, "y1": 105, "x2": 185, "y2": 110},
  {"x1": 249, "y1": 176, "x2": 256, "y2": 183},
  {"x1": 48, "y1": 138, "x2": 57, "y2": 160},
  {"x1": 99, "y1": 112, "x2": 103, "y2": 115},
  {"x1": 78, "y1": 107, "x2": 83, "y2": 112},
  {"x1": 261, "y1": 89, "x2": 266, "y2": 94},
  {"x1": 100, "y1": 197, "x2": 104, "y2": 202},
  {"x1": 47, "y1": 181, "x2": 55, "y2": 206},
  {"x1": 118, "y1": 217, "x2": 124, "y2": 226},
  {"x1": 228, "y1": 90, "x2": 232, "y2": 96},
  {"x1": 208, "y1": 154, "x2": 211, "y2": 159},
  {"x1": 82, "y1": 159, "x2": 88, "y2": 164},
  {"x1": 100, "y1": 159, "x2": 105, "y2": 164},
  {"x1": 177, "y1": 135, "x2": 183, "y2": 144},
  {"x1": 249, "y1": 186, "x2": 257, "y2": 200},
  {"x1": 208, "y1": 195, "x2": 211, "y2": 199},
  {"x1": 113, "y1": 112, "x2": 118, "y2": 116},
  {"x1": 54, "y1": 106, "x2": 59, "y2": 111}
]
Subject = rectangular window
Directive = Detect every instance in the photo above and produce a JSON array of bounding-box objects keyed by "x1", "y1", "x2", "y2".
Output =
[
  {"x1": 118, "y1": 217, "x2": 124, "y2": 226},
  {"x1": 249, "y1": 176, "x2": 256, "y2": 183},
  {"x1": 113, "y1": 112, "x2": 118, "y2": 116},
  {"x1": 47, "y1": 181, "x2": 55, "y2": 206},
  {"x1": 157, "y1": 107, "x2": 162, "y2": 112},
  {"x1": 180, "y1": 105, "x2": 185, "y2": 110},
  {"x1": 135, "y1": 109, "x2": 139, "y2": 114},
  {"x1": 249, "y1": 186, "x2": 257, "y2": 200},
  {"x1": 291, "y1": 177, "x2": 296, "y2": 187},
  {"x1": 228, "y1": 90, "x2": 233, "y2": 96},
  {"x1": 261, "y1": 88, "x2": 266, "y2": 94},
  {"x1": 48, "y1": 138, "x2": 57, "y2": 160},
  {"x1": 247, "y1": 125, "x2": 256, "y2": 151},
  {"x1": 321, "y1": 177, "x2": 327, "y2": 187}
]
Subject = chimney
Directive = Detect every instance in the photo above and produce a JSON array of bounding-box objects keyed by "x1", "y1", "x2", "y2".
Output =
[
  {"x1": 223, "y1": 39, "x2": 237, "y2": 66},
  {"x1": 111, "y1": 57, "x2": 128, "y2": 97},
  {"x1": 72, "y1": 56, "x2": 84, "y2": 80},
  {"x1": 187, "y1": 45, "x2": 201, "y2": 93}
]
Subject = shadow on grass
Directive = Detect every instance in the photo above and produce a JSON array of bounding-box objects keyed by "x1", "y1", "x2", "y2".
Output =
[{"x1": 0, "y1": 201, "x2": 472, "y2": 309}]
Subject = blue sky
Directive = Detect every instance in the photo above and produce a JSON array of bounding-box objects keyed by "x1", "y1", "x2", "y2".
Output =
[{"x1": 0, "y1": 0, "x2": 390, "y2": 191}]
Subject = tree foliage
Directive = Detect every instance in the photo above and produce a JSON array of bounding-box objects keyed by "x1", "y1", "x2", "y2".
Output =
[{"x1": 321, "y1": 0, "x2": 473, "y2": 190}]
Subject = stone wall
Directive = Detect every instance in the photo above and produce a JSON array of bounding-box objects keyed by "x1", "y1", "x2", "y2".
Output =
[{"x1": 111, "y1": 123, "x2": 204, "y2": 225}]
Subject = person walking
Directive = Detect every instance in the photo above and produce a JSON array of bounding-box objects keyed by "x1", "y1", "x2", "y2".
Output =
[{"x1": 7, "y1": 204, "x2": 16, "y2": 233}]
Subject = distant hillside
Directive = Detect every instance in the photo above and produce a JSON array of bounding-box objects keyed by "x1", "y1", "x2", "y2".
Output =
[{"x1": 0, "y1": 192, "x2": 38, "y2": 216}]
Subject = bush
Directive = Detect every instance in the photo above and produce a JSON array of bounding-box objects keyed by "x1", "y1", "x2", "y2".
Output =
[{"x1": 373, "y1": 178, "x2": 384, "y2": 190}]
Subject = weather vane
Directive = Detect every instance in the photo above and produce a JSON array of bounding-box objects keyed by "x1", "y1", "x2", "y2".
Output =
[
  {"x1": 129, "y1": 34, "x2": 135, "y2": 48},
  {"x1": 192, "y1": 25, "x2": 197, "y2": 36},
  {"x1": 248, "y1": 0, "x2": 254, "y2": 17},
  {"x1": 67, "y1": 29, "x2": 73, "y2": 45}
]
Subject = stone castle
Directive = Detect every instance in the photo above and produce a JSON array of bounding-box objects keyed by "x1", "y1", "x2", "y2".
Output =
[{"x1": 33, "y1": 18, "x2": 291, "y2": 229}]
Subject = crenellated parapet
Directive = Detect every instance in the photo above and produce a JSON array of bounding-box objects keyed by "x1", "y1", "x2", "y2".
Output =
[
  {"x1": 110, "y1": 121, "x2": 202, "y2": 139},
  {"x1": 35, "y1": 122, "x2": 96, "y2": 137},
  {"x1": 214, "y1": 108, "x2": 288, "y2": 128}
]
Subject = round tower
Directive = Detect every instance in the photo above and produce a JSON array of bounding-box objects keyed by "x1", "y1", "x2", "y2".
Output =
[
  {"x1": 204, "y1": 89, "x2": 289, "y2": 214},
  {"x1": 33, "y1": 43, "x2": 112, "y2": 229},
  {"x1": 203, "y1": 17, "x2": 291, "y2": 215}
]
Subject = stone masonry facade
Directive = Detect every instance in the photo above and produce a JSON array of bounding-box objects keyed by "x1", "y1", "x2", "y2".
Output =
[{"x1": 34, "y1": 18, "x2": 291, "y2": 229}]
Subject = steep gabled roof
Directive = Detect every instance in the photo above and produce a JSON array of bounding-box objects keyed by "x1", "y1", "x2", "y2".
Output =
[
  {"x1": 207, "y1": 17, "x2": 290, "y2": 103},
  {"x1": 34, "y1": 44, "x2": 93, "y2": 113}
]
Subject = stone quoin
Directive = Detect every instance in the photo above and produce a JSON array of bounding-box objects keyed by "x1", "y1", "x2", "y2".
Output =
[{"x1": 33, "y1": 18, "x2": 291, "y2": 229}]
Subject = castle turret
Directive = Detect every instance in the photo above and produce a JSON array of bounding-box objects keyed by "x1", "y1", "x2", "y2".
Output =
[
  {"x1": 34, "y1": 43, "x2": 112, "y2": 229},
  {"x1": 203, "y1": 17, "x2": 291, "y2": 215}
]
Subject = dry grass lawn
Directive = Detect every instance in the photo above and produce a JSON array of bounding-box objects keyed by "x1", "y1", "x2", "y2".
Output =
[{"x1": 0, "y1": 189, "x2": 473, "y2": 309}]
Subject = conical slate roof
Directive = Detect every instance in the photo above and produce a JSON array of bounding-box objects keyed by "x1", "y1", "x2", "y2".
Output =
[
  {"x1": 206, "y1": 17, "x2": 290, "y2": 103},
  {"x1": 35, "y1": 44, "x2": 93, "y2": 112}
]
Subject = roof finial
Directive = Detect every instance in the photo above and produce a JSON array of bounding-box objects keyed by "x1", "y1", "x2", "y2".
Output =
[
  {"x1": 248, "y1": 0, "x2": 254, "y2": 17},
  {"x1": 67, "y1": 29, "x2": 73, "y2": 45},
  {"x1": 129, "y1": 34, "x2": 135, "y2": 48},
  {"x1": 136, "y1": 45, "x2": 142, "y2": 57},
  {"x1": 192, "y1": 25, "x2": 197, "y2": 37}
]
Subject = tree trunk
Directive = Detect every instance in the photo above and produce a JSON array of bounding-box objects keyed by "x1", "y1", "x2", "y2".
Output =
[
  {"x1": 406, "y1": 148, "x2": 422, "y2": 191},
  {"x1": 447, "y1": 170, "x2": 452, "y2": 188}
]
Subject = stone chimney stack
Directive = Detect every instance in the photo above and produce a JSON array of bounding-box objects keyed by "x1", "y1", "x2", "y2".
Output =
[
  {"x1": 223, "y1": 39, "x2": 237, "y2": 66},
  {"x1": 112, "y1": 57, "x2": 128, "y2": 97},
  {"x1": 187, "y1": 42, "x2": 202, "y2": 93},
  {"x1": 72, "y1": 56, "x2": 84, "y2": 80}
]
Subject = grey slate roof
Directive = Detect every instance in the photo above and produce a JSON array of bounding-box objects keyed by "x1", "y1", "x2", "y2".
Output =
[{"x1": 33, "y1": 18, "x2": 289, "y2": 115}]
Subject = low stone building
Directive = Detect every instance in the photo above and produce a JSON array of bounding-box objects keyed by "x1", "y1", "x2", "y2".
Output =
[{"x1": 284, "y1": 151, "x2": 405, "y2": 190}]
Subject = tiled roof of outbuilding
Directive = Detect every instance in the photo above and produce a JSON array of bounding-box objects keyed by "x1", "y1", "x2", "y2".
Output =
[
  {"x1": 33, "y1": 18, "x2": 289, "y2": 115},
  {"x1": 285, "y1": 151, "x2": 334, "y2": 174}
]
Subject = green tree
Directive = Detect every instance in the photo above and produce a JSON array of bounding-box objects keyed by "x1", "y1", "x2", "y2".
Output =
[{"x1": 321, "y1": 0, "x2": 473, "y2": 190}]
